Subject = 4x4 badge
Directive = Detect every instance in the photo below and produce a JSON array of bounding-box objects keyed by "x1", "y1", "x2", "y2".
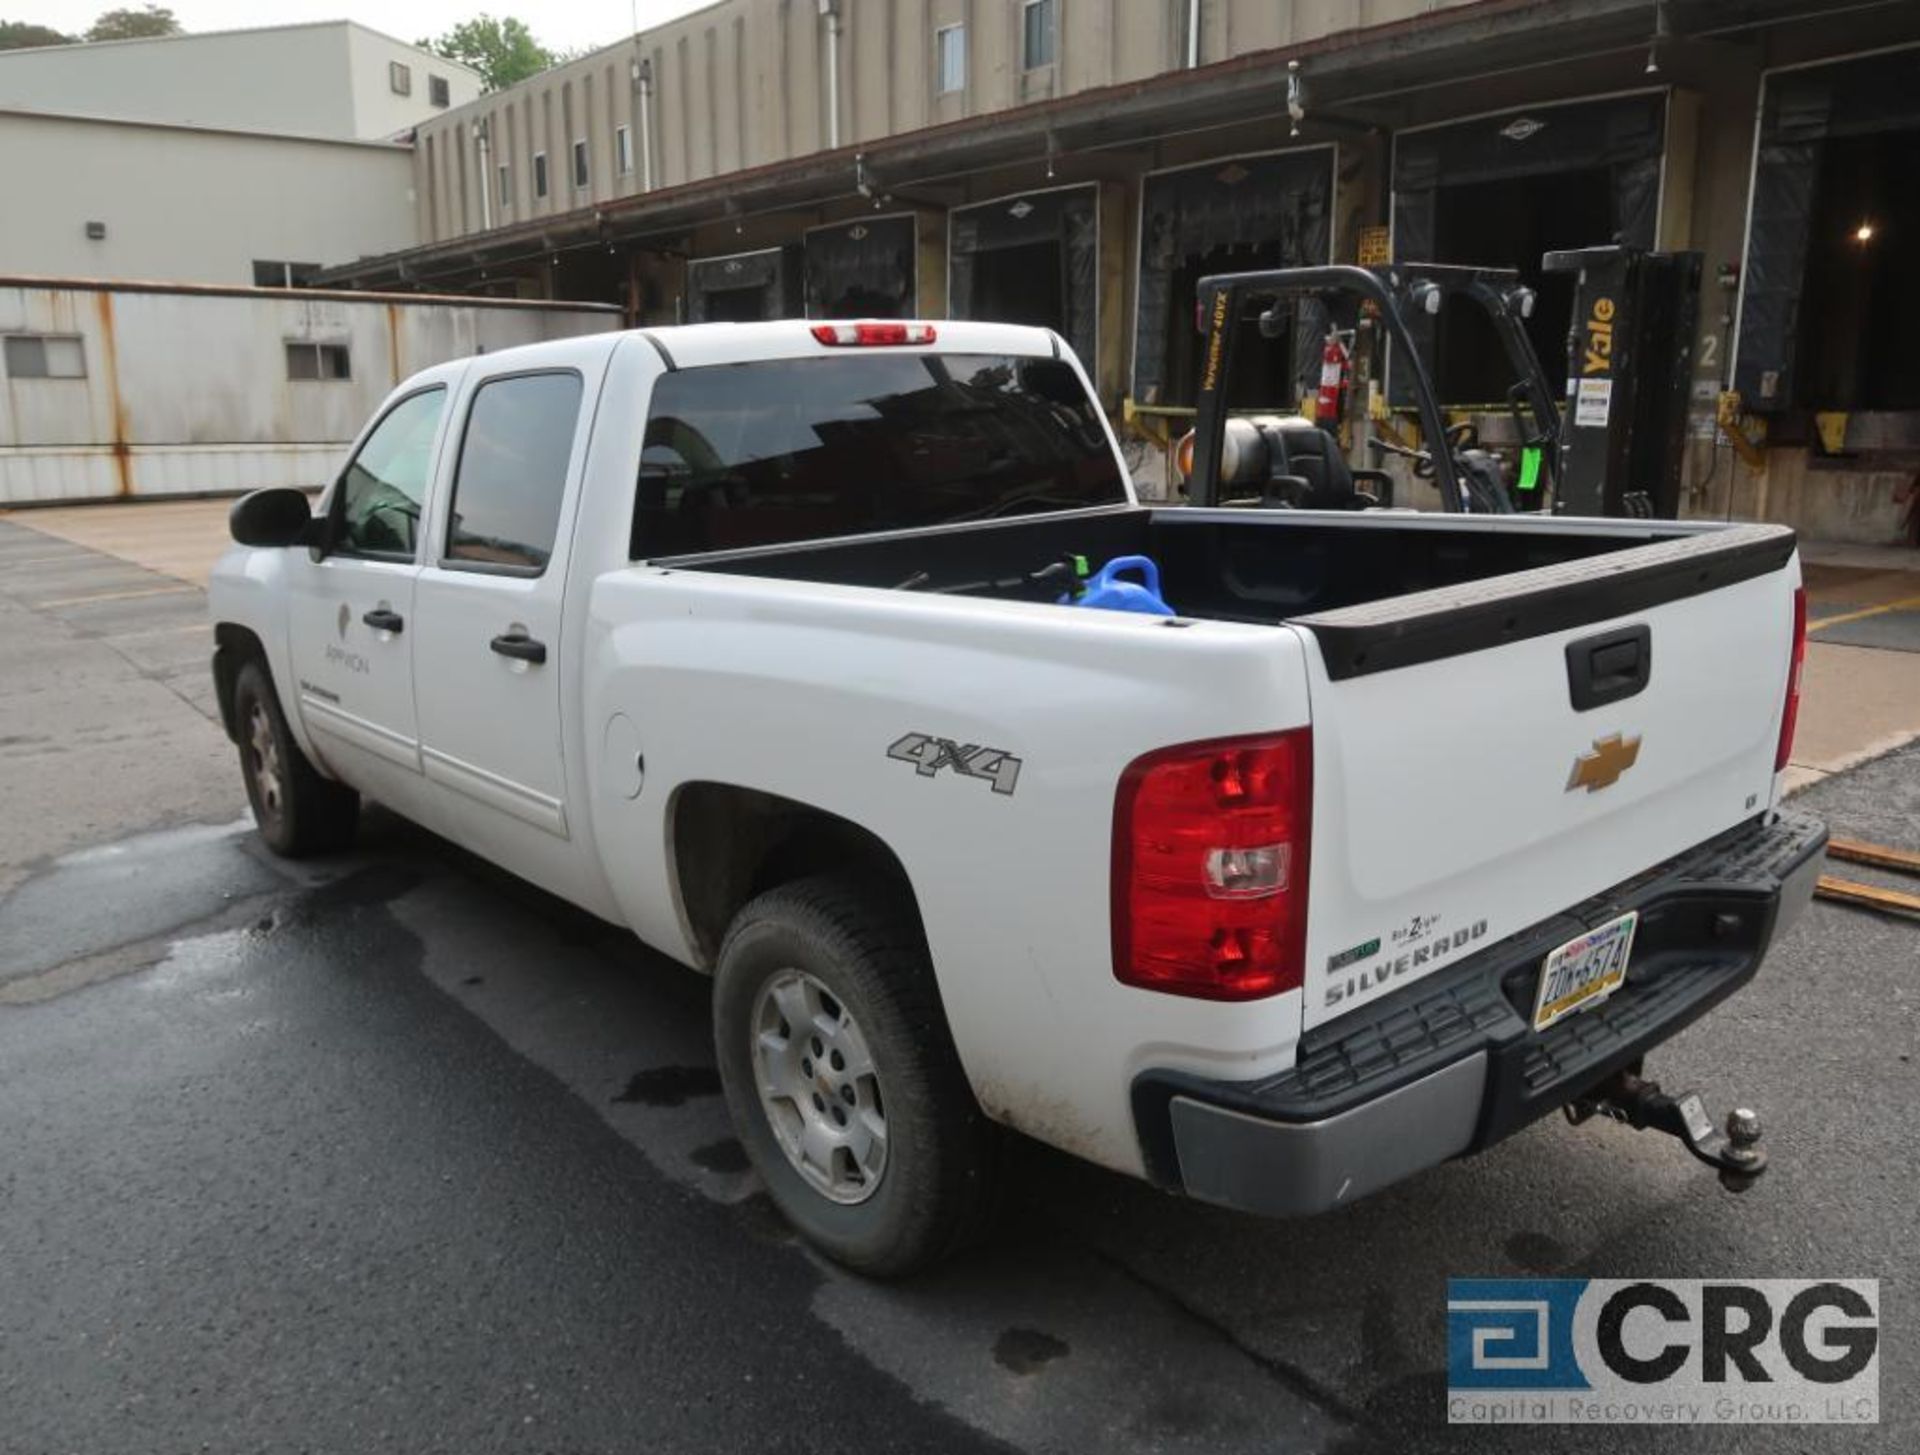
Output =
[{"x1": 887, "y1": 732, "x2": 1021, "y2": 797}]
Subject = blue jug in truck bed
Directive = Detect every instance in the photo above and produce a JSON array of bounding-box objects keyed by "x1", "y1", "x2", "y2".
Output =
[{"x1": 1068, "y1": 555, "x2": 1175, "y2": 616}]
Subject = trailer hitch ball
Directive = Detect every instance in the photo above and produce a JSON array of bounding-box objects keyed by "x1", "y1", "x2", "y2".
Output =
[
  {"x1": 1567, "y1": 1069, "x2": 1769, "y2": 1192},
  {"x1": 1719, "y1": 1107, "x2": 1766, "y2": 1193}
]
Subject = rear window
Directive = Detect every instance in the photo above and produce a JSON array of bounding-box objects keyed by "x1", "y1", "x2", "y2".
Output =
[{"x1": 631, "y1": 352, "x2": 1125, "y2": 558}]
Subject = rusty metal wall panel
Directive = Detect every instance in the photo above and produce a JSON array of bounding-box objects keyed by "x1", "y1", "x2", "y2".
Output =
[{"x1": 0, "y1": 282, "x2": 616, "y2": 504}]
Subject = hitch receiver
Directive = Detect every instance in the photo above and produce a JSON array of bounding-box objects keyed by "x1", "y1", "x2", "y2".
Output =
[{"x1": 1566, "y1": 1065, "x2": 1768, "y2": 1192}]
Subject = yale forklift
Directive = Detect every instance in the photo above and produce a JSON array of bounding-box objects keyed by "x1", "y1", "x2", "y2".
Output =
[{"x1": 1173, "y1": 245, "x2": 1699, "y2": 520}]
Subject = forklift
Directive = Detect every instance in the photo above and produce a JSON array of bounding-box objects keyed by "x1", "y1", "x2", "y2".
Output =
[{"x1": 1174, "y1": 245, "x2": 1699, "y2": 520}]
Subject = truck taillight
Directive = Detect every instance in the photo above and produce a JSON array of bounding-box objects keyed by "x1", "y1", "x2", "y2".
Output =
[
  {"x1": 1775, "y1": 585, "x2": 1808, "y2": 773},
  {"x1": 810, "y1": 322, "x2": 937, "y2": 347},
  {"x1": 1112, "y1": 730, "x2": 1312, "y2": 1001}
]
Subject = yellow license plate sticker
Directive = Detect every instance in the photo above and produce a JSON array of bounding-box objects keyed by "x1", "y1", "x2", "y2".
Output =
[{"x1": 1532, "y1": 911, "x2": 1638, "y2": 1032}]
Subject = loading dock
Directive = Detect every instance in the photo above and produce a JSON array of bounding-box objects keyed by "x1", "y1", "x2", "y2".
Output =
[
  {"x1": 803, "y1": 214, "x2": 917, "y2": 319},
  {"x1": 685, "y1": 246, "x2": 803, "y2": 322},
  {"x1": 1130, "y1": 147, "x2": 1334, "y2": 411},
  {"x1": 1735, "y1": 45, "x2": 1920, "y2": 417},
  {"x1": 1391, "y1": 92, "x2": 1671, "y2": 407},
  {"x1": 948, "y1": 184, "x2": 1099, "y2": 369}
]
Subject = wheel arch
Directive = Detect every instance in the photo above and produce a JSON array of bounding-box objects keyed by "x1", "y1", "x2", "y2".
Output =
[
  {"x1": 666, "y1": 781, "x2": 924, "y2": 971},
  {"x1": 211, "y1": 621, "x2": 268, "y2": 744}
]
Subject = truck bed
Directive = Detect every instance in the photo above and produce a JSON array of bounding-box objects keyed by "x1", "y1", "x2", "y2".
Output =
[
  {"x1": 652, "y1": 503, "x2": 1799, "y2": 1039},
  {"x1": 656, "y1": 505, "x2": 1792, "y2": 669}
]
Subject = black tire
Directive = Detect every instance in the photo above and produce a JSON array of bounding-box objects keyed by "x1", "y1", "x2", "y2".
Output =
[
  {"x1": 232, "y1": 659, "x2": 359, "y2": 858},
  {"x1": 713, "y1": 875, "x2": 1000, "y2": 1277}
]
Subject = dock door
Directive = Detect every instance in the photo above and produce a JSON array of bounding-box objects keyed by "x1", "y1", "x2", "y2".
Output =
[
  {"x1": 1391, "y1": 92, "x2": 1668, "y2": 408},
  {"x1": 949, "y1": 184, "x2": 1099, "y2": 368}
]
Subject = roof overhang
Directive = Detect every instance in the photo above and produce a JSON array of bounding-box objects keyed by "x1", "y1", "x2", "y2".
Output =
[{"x1": 315, "y1": 0, "x2": 1851, "y2": 291}]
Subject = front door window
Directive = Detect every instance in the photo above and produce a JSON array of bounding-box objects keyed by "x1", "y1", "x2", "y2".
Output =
[{"x1": 336, "y1": 388, "x2": 446, "y2": 559}]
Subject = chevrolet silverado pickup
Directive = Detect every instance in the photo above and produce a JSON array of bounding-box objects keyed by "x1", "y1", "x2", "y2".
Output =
[{"x1": 209, "y1": 315, "x2": 1824, "y2": 1275}]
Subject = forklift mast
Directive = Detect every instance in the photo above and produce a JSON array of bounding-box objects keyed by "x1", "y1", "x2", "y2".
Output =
[{"x1": 1543, "y1": 245, "x2": 1703, "y2": 517}]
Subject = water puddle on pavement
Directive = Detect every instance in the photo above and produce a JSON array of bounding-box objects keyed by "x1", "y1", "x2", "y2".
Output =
[{"x1": 5, "y1": 816, "x2": 1356, "y2": 1454}]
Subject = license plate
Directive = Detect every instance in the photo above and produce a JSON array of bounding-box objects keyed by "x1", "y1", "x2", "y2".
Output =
[{"x1": 1532, "y1": 911, "x2": 1638, "y2": 1032}]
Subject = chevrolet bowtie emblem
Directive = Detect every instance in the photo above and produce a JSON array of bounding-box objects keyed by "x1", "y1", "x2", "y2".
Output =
[{"x1": 1567, "y1": 732, "x2": 1642, "y2": 793}]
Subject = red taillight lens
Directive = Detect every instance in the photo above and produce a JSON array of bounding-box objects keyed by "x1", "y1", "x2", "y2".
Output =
[
  {"x1": 1112, "y1": 730, "x2": 1312, "y2": 1001},
  {"x1": 810, "y1": 321, "x2": 937, "y2": 346},
  {"x1": 1775, "y1": 585, "x2": 1808, "y2": 772}
]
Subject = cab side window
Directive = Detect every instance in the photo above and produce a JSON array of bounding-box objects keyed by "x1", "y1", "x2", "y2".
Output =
[
  {"x1": 444, "y1": 371, "x2": 584, "y2": 574},
  {"x1": 336, "y1": 388, "x2": 446, "y2": 558}
]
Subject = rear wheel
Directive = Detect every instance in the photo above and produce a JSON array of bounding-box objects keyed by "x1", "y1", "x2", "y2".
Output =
[
  {"x1": 713, "y1": 875, "x2": 1000, "y2": 1276},
  {"x1": 233, "y1": 660, "x2": 359, "y2": 857}
]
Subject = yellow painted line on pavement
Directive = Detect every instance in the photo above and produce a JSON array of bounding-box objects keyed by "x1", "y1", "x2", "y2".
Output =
[
  {"x1": 35, "y1": 584, "x2": 197, "y2": 609},
  {"x1": 1808, "y1": 593, "x2": 1920, "y2": 634}
]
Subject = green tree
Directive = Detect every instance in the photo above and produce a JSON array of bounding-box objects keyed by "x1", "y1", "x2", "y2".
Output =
[
  {"x1": 84, "y1": 5, "x2": 181, "y2": 40},
  {"x1": 0, "y1": 19, "x2": 75, "y2": 48},
  {"x1": 417, "y1": 15, "x2": 556, "y2": 92}
]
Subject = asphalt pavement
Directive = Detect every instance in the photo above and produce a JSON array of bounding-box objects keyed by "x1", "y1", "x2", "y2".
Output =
[{"x1": 1, "y1": 515, "x2": 1915, "y2": 1454}]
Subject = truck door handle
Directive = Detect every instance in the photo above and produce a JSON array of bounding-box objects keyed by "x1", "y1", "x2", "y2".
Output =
[
  {"x1": 489, "y1": 630, "x2": 547, "y2": 665},
  {"x1": 1567, "y1": 624, "x2": 1651, "y2": 711},
  {"x1": 361, "y1": 607, "x2": 405, "y2": 633}
]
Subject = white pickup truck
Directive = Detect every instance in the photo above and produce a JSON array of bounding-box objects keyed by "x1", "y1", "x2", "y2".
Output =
[{"x1": 209, "y1": 316, "x2": 1824, "y2": 1275}]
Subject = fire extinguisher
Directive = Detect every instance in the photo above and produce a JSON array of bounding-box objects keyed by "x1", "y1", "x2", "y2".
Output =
[{"x1": 1315, "y1": 328, "x2": 1350, "y2": 426}]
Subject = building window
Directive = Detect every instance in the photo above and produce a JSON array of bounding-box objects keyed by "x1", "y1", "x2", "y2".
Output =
[
  {"x1": 253, "y1": 260, "x2": 321, "y2": 288},
  {"x1": 572, "y1": 138, "x2": 590, "y2": 189},
  {"x1": 497, "y1": 162, "x2": 512, "y2": 211},
  {"x1": 936, "y1": 24, "x2": 965, "y2": 94},
  {"x1": 4, "y1": 334, "x2": 86, "y2": 379},
  {"x1": 533, "y1": 150, "x2": 549, "y2": 198},
  {"x1": 615, "y1": 124, "x2": 633, "y2": 176},
  {"x1": 1021, "y1": 0, "x2": 1055, "y2": 69},
  {"x1": 286, "y1": 342, "x2": 352, "y2": 381},
  {"x1": 428, "y1": 73, "x2": 450, "y2": 107},
  {"x1": 389, "y1": 60, "x2": 412, "y2": 96}
]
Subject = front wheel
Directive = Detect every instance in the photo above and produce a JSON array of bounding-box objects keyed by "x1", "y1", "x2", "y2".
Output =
[
  {"x1": 232, "y1": 660, "x2": 359, "y2": 857},
  {"x1": 713, "y1": 875, "x2": 1000, "y2": 1276}
]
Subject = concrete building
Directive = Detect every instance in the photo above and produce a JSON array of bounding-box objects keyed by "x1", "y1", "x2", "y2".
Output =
[
  {"x1": 0, "y1": 109, "x2": 418, "y2": 287},
  {"x1": 319, "y1": 0, "x2": 1920, "y2": 545},
  {"x1": 0, "y1": 277, "x2": 619, "y2": 505},
  {"x1": 0, "y1": 20, "x2": 485, "y2": 288},
  {"x1": 0, "y1": 21, "x2": 481, "y2": 141}
]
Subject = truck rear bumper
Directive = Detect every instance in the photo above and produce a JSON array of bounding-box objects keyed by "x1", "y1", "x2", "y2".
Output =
[{"x1": 1132, "y1": 809, "x2": 1827, "y2": 1218}]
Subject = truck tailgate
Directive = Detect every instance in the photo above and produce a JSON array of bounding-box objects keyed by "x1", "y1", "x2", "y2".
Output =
[{"x1": 1288, "y1": 524, "x2": 1799, "y2": 1032}]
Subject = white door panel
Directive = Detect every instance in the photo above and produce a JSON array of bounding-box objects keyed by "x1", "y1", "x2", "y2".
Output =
[
  {"x1": 415, "y1": 569, "x2": 567, "y2": 836},
  {"x1": 283, "y1": 384, "x2": 449, "y2": 788},
  {"x1": 412, "y1": 368, "x2": 584, "y2": 858},
  {"x1": 286, "y1": 556, "x2": 420, "y2": 775}
]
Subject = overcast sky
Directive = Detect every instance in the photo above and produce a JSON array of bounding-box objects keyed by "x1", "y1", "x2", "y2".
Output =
[{"x1": 10, "y1": 1, "x2": 712, "y2": 56}]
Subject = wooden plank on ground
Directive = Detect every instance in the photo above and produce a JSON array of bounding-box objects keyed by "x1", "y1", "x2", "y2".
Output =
[
  {"x1": 1827, "y1": 837, "x2": 1920, "y2": 875},
  {"x1": 1815, "y1": 874, "x2": 1920, "y2": 917}
]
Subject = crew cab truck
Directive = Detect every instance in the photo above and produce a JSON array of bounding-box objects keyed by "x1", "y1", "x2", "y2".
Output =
[{"x1": 210, "y1": 314, "x2": 1824, "y2": 1275}]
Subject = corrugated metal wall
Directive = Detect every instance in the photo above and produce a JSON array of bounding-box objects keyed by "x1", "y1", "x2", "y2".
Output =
[{"x1": 0, "y1": 285, "x2": 617, "y2": 504}]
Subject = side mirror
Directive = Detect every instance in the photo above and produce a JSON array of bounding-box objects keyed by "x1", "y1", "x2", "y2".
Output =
[{"x1": 229, "y1": 487, "x2": 317, "y2": 548}]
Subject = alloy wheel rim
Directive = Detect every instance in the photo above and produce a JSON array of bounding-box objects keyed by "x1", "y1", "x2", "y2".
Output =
[
  {"x1": 750, "y1": 968, "x2": 888, "y2": 1204},
  {"x1": 246, "y1": 701, "x2": 284, "y2": 821}
]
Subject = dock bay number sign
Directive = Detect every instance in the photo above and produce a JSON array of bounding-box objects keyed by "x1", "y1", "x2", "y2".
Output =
[{"x1": 1573, "y1": 294, "x2": 1616, "y2": 428}]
